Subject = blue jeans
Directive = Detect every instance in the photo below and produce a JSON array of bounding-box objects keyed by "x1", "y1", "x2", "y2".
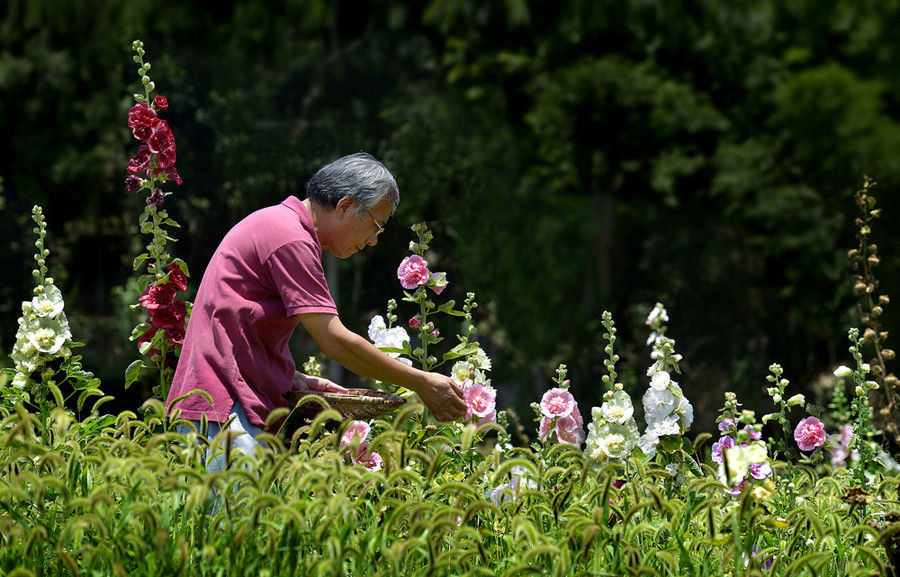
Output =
[{"x1": 177, "y1": 401, "x2": 265, "y2": 473}]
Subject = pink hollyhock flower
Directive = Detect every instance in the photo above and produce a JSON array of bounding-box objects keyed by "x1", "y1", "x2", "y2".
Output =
[
  {"x1": 794, "y1": 416, "x2": 827, "y2": 451},
  {"x1": 571, "y1": 402, "x2": 584, "y2": 427},
  {"x1": 397, "y1": 255, "x2": 431, "y2": 290},
  {"x1": 538, "y1": 416, "x2": 553, "y2": 440},
  {"x1": 408, "y1": 316, "x2": 419, "y2": 329},
  {"x1": 148, "y1": 188, "x2": 165, "y2": 206},
  {"x1": 429, "y1": 272, "x2": 448, "y2": 295},
  {"x1": 711, "y1": 435, "x2": 735, "y2": 464},
  {"x1": 351, "y1": 442, "x2": 382, "y2": 472},
  {"x1": 539, "y1": 388, "x2": 576, "y2": 419},
  {"x1": 153, "y1": 95, "x2": 168, "y2": 112},
  {"x1": 139, "y1": 282, "x2": 177, "y2": 310},
  {"x1": 341, "y1": 420, "x2": 371, "y2": 446},
  {"x1": 127, "y1": 103, "x2": 158, "y2": 142},
  {"x1": 555, "y1": 414, "x2": 584, "y2": 446},
  {"x1": 168, "y1": 263, "x2": 188, "y2": 291},
  {"x1": 829, "y1": 424, "x2": 856, "y2": 468},
  {"x1": 478, "y1": 410, "x2": 497, "y2": 426},
  {"x1": 465, "y1": 384, "x2": 496, "y2": 420}
]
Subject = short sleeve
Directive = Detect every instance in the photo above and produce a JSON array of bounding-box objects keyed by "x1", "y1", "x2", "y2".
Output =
[{"x1": 264, "y1": 240, "x2": 337, "y2": 316}]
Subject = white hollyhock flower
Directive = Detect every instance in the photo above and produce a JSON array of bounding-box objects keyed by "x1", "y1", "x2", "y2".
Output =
[
  {"x1": 645, "y1": 303, "x2": 668, "y2": 326},
  {"x1": 27, "y1": 314, "x2": 71, "y2": 354},
  {"x1": 31, "y1": 284, "x2": 65, "y2": 319},
  {"x1": 451, "y1": 361, "x2": 473, "y2": 386},
  {"x1": 600, "y1": 390, "x2": 634, "y2": 424},
  {"x1": 643, "y1": 387, "x2": 675, "y2": 418},
  {"x1": 586, "y1": 422, "x2": 638, "y2": 460},
  {"x1": 471, "y1": 347, "x2": 492, "y2": 371},
  {"x1": 650, "y1": 371, "x2": 671, "y2": 390},
  {"x1": 638, "y1": 432, "x2": 659, "y2": 457},
  {"x1": 367, "y1": 315, "x2": 387, "y2": 341},
  {"x1": 647, "y1": 415, "x2": 680, "y2": 437},
  {"x1": 676, "y1": 396, "x2": 694, "y2": 430}
]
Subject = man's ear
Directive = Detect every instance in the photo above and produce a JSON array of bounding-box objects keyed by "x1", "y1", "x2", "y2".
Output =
[{"x1": 336, "y1": 196, "x2": 355, "y2": 216}]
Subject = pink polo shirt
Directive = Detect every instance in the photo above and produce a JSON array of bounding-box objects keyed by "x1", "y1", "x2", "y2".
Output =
[{"x1": 166, "y1": 196, "x2": 337, "y2": 428}]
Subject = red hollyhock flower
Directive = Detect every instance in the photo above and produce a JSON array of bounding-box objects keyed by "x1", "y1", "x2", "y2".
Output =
[
  {"x1": 126, "y1": 145, "x2": 152, "y2": 175},
  {"x1": 155, "y1": 142, "x2": 177, "y2": 171},
  {"x1": 153, "y1": 95, "x2": 168, "y2": 112},
  {"x1": 147, "y1": 119, "x2": 174, "y2": 154},
  {"x1": 148, "y1": 188, "x2": 165, "y2": 206},
  {"x1": 139, "y1": 282, "x2": 176, "y2": 310},
  {"x1": 168, "y1": 263, "x2": 188, "y2": 291},
  {"x1": 125, "y1": 174, "x2": 143, "y2": 192},
  {"x1": 128, "y1": 103, "x2": 158, "y2": 142}
]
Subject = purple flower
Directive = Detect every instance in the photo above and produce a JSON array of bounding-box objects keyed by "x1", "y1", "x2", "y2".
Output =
[
  {"x1": 718, "y1": 418, "x2": 735, "y2": 432},
  {"x1": 744, "y1": 425, "x2": 762, "y2": 441},
  {"x1": 149, "y1": 188, "x2": 165, "y2": 206},
  {"x1": 749, "y1": 462, "x2": 773, "y2": 480},
  {"x1": 711, "y1": 435, "x2": 735, "y2": 464}
]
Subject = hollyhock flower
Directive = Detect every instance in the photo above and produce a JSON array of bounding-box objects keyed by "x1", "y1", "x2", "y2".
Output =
[
  {"x1": 127, "y1": 102, "x2": 158, "y2": 141},
  {"x1": 645, "y1": 303, "x2": 668, "y2": 326},
  {"x1": 451, "y1": 361, "x2": 473, "y2": 387},
  {"x1": 646, "y1": 415, "x2": 680, "y2": 437},
  {"x1": 147, "y1": 119, "x2": 174, "y2": 154},
  {"x1": 829, "y1": 424, "x2": 857, "y2": 468},
  {"x1": 488, "y1": 467, "x2": 536, "y2": 505},
  {"x1": 794, "y1": 416, "x2": 827, "y2": 451},
  {"x1": 540, "y1": 388, "x2": 576, "y2": 419},
  {"x1": 555, "y1": 414, "x2": 584, "y2": 445},
  {"x1": 711, "y1": 435, "x2": 735, "y2": 464},
  {"x1": 833, "y1": 365, "x2": 854, "y2": 379},
  {"x1": 638, "y1": 432, "x2": 659, "y2": 458},
  {"x1": 368, "y1": 315, "x2": 387, "y2": 340},
  {"x1": 586, "y1": 422, "x2": 638, "y2": 460},
  {"x1": 341, "y1": 420, "x2": 371, "y2": 446},
  {"x1": 155, "y1": 142, "x2": 177, "y2": 172},
  {"x1": 125, "y1": 174, "x2": 143, "y2": 192},
  {"x1": 126, "y1": 145, "x2": 152, "y2": 175},
  {"x1": 723, "y1": 445, "x2": 749, "y2": 486},
  {"x1": 649, "y1": 370, "x2": 671, "y2": 390},
  {"x1": 351, "y1": 442, "x2": 382, "y2": 472},
  {"x1": 676, "y1": 396, "x2": 694, "y2": 430},
  {"x1": 408, "y1": 316, "x2": 419, "y2": 328},
  {"x1": 149, "y1": 188, "x2": 165, "y2": 206},
  {"x1": 743, "y1": 424, "x2": 762, "y2": 441},
  {"x1": 168, "y1": 263, "x2": 188, "y2": 291},
  {"x1": 749, "y1": 461, "x2": 773, "y2": 480},
  {"x1": 153, "y1": 95, "x2": 168, "y2": 112},
  {"x1": 642, "y1": 387, "x2": 675, "y2": 419},
  {"x1": 600, "y1": 391, "x2": 634, "y2": 424},
  {"x1": 139, "y1": 282, "x2": 177, "y2": 310},
  {"x1": 786, "y1": 393, "x2": 805, "y2": 407},
  {"x1": 28, "y1": 315, "x2": 72, "y2": 354},
  {"x1": 429, "y1": 271, "x2": 448, "y2": 295},
  {"x1": 397, "y1": 255, "x2": 431, "y2": 290},
  {"x1": 465, "y1": 384, "x2": 496, "y2": 419},
  {"x1": 538, "y1": 416, "x2": 553, "y2": 440},
  {"x1": 471, "y1": 347, "x2": 492, "y2": 371},
  {"x1": 31, "y1": 285, "x2": 65, "y2": 318}
]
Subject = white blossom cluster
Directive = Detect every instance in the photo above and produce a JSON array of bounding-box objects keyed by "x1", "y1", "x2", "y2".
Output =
[
  {"x1": 10, "y1": 282, "x2": 73, "y2": 389},
  {"x1": 584, "y1": 385, "x2": 641, "y2": 462},
  {"x1": 451, "y1": 346, "x2": 492, "y2": 389},
  {"x1": 367, "y1": 315, "x2": 412, "y2": 366},
  {"x1": 640, "y1": 303, "x2": 693, "y2": 458}
]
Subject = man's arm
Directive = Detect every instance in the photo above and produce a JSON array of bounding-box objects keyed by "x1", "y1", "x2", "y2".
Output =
[{"x1": 297, "y1": 313, "x2": 466, "y2": 421}]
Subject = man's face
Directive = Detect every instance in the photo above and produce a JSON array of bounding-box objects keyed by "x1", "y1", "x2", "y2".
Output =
[{"x1": 333, "y1": 196, "x2": 392, "y2": 258}]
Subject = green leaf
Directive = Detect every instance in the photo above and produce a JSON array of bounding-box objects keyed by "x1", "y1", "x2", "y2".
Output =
[
  {"x1": 164, "y1": 218, "x2": 181, "y2": 228},
  {"x1": 170, "y1": 258, "x2": 189, "y2": 276},
  {"x1": 130, "y1": 323, "x2": 150, "y2": 341},
  {"x1": 133, "y1": 253, "x2": 149, "y2": 271},
  {"x1": 124, "y1": 360, "x2": 144, "y2": 390}
]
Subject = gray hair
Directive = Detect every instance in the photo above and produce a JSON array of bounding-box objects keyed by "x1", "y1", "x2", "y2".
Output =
[{"x1": 306, "y1": 152, "x2": 399, "y2": 217}]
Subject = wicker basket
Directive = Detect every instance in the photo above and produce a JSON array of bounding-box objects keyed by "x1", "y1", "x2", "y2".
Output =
[{"x1": 282, "y1": 387, "x2": 407, "y2": 422}]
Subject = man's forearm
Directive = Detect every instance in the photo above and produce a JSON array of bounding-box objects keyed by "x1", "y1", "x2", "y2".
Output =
[{"x1": 325, "y1": 328, "x2": 426, "y2": 393}]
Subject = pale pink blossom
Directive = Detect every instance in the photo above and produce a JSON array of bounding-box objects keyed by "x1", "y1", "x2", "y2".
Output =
[
  {"x1": 465, "y1": 384, "x2": 496, "y2": 420},
  {"x1": 538, "y1": 416, "x2": 553, "y2": 440},
  {"x1": 397, "y1": 255, "x2": 431, "y2": 290},
  {"x1": 829, "y1": 424, "x2": 857, "y2": 468},
  {"x1": 351, "y1": 441, "x2": 383, "y2": 472},
  {"x1": 429, "y1": 271, "x2": 448, "y2": 295},
  {"x1": 341, "y1": 420, "x2": 371, "y2": 446},
  {"x1": 794, "y1": 416, "x2": 827, "y2": 451},
  {"x1": 540, "y1": 388, "x2": 576, "y2": 419},
  {"x1": 555, "y1": 414, "x2": 584, "y2": 446}
]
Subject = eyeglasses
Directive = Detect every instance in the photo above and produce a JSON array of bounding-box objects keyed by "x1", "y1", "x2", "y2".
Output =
[{"x1": 365, "y1": 209, "x2": 385, "y2": 236}]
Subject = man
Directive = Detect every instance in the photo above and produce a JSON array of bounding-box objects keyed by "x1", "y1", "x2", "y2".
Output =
[{"x1": 167, "y1": 153, "x2": 465, "y2": 465}]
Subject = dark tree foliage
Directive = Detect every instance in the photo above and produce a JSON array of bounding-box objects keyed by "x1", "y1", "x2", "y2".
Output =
[{"x1": 1, "y1": 0, "x2": 897, "y2": 433}]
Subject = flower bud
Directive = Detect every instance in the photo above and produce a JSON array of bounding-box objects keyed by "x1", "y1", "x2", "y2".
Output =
[
  {"x1": 886, "y1": 374, "x2": 898, "y2": 387},
  {"x1": 883, "y1": 349, "x2": 896, "y2": 361},
  {"x1": 879, "y1": 295, "x2": 890, "y2": 305},
  {"x1": 872, "y1": 306, "x2": 883, "y2": 317},
  {"x1": 833, "y1": 365, "x2": 853, "y2": 379},
  {"x1": 847, "y1": 249, "x2": 859, "y2": 258},
  {"x1": 867, "y1": 380, "x2": 879, "y2": 390},
  {"x1": 767, "y1": 387, "x2": 778, "y2": 395},
  {"x1": 864, "y1": 329, "x2": 877, "y2": 343},
  {"x1": 787, "y1": 394, "x2": 805, "y2": 407},
  {"x1": 761, "y1": 413, "x2": 776, "y2": 423},
  {"x1": 772, "y1": 394, "x2": 782, "y2": 403},
  {"x1": 862, "y1": 363, "x2": 871, "y2": 372},
  {"x1": 142, "y1": 75, "x2": 150, "y2": 85},
  {"x1": 868, "y1": 255, "x2": 880, "y2": 266},
  {"x1": 431, "y1": 330, "x2": 440, "y2": 338},
  {"x1": 854, "y1": 282, "x2": 867, "y2": 295},
  {"x1": 408, "y1": 317, "x2": 419, "y2": 329},
  {"x1": 855, "y1": 386, "x2": 865, "y2": 396}
]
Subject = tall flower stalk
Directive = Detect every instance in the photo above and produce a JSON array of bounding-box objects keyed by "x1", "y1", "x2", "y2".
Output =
[{"x1": 123, "y1": 40, "x2": 191, "y2": 401}]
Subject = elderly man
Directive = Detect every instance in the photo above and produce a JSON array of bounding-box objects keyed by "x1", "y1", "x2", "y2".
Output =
[{"x1": 167, "y1": 153, "x2": 465, "y2": 465}]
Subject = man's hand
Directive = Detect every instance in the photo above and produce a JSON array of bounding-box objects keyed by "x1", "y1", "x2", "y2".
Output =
[
  {"x1": 292, "y1": 371, "x2": 348, "y2": 394},
  {"x1": 417, "y1": 372, "x2": 466, "y2": 422}
]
